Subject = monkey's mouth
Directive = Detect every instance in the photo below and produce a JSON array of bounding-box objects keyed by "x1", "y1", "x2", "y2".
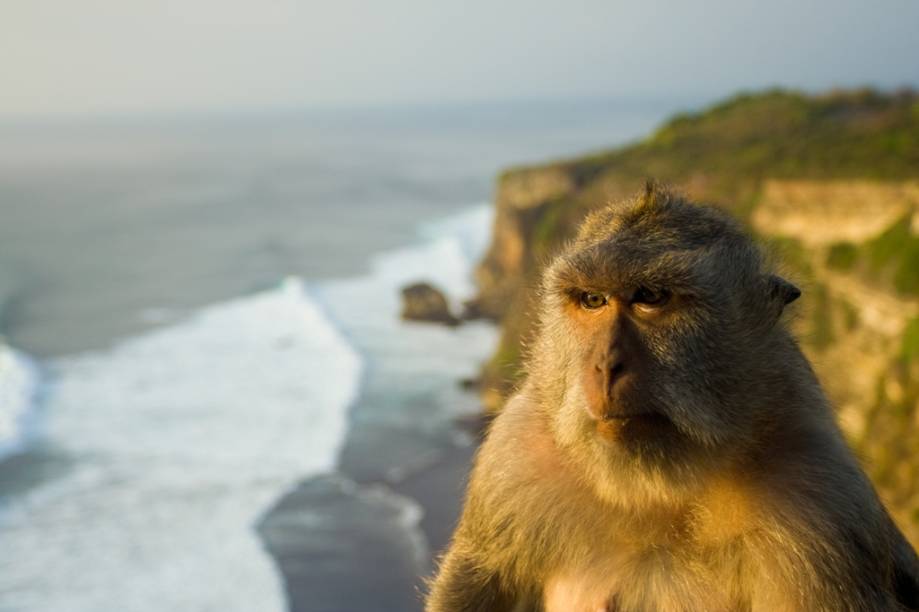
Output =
[
  {"x1": 593, "y1": 412, "x2": 672, "y2": 444},
  {"x1": 601, "y1": 410, "x2": 657, "y2": 420}
]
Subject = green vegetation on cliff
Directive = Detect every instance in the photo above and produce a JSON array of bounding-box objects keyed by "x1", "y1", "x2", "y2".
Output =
[
  {"x1": 609, "y1": 88, "x2": 919, "y2": 182},
  {"x1": 825, "y1": 215, "x2": 919, "y2": 296}
]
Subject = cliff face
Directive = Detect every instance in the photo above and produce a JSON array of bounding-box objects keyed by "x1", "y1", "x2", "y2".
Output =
[
  {"x1": 473, "y1": 166, "x2": 577, "y2": 317},
  {"x1": 753, "y1": 179, "x2": 919, "y2": 246},
  {"x1": 473, "y1": 89, "x2": 919, "y2": 544}
]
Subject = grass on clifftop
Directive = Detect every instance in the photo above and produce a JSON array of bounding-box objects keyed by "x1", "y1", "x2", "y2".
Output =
[
  {"x1": 495, "y1": 89, "x2": 919, "y2": 238},
  {"x1": 866, "y1": 215, "x2": 919, "y2": 296},
  {"x1": 573, "y1": 88, "x2": 919, "y2": 187}
]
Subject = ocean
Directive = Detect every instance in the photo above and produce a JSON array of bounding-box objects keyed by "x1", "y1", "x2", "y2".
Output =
[{"x1": 0, "y1": 98, "x2": 687, "y2": 611}]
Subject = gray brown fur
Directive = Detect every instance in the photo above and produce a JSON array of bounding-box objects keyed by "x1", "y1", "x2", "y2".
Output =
[{"x1": 426, "y1": 185, "x2": 919, "y2": 611}]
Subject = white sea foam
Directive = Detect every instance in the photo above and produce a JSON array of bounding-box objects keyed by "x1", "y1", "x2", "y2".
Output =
[
  {"x1": 318, "y1": 204, "x2": 495, "y2": 354},
  {"x1": 419, "y1": 204, "x2": 494, "y2": 267},
  {"x1": 314, "y1": 206, "x2": 498, "y2": 434},
  {"x1": 308, "y1": 203, "x2": 498, "y2": 580},
  {"x1": 0, "y1": 342, "x2": 39, "y2": 460},
  {"x1": 0, "y1": 204, "x2": 496, "y2": 612},
  {"x1": 0, "y1": 278, "x2": 361, "y2": 612}
]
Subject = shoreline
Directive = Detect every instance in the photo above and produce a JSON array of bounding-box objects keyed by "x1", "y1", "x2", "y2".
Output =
[
  {"x1": 255, "y1": 205, "x2": 497, "y2": 612},
  {"x1": 258, "y1": 413, "x2": 483, "y2": 612}
]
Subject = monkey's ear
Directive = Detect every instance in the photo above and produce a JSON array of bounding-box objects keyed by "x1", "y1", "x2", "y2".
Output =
[{"x1": 764, "y1": 274, "x2": 801, "y2": 323}]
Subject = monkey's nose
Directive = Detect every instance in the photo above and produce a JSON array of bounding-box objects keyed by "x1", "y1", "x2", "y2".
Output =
[
  {"x1": 596, "y1": 358, "x2": 626, "y2": 397},
  {"x1": 608, "y1": 361, "x2": 626, "y2": 394}
]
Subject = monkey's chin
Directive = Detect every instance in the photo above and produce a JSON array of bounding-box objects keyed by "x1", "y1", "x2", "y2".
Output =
[{"x1": 593, "y1": 413, "x2": 672, "y2": 446}]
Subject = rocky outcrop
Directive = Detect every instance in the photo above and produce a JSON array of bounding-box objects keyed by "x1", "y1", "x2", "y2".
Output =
[
  {"x1": 468, "y1": 167, "x2": 578, "y2": 320},
  {"x1": 400, "y1": 282, "x2": 459, "y2": 327}
]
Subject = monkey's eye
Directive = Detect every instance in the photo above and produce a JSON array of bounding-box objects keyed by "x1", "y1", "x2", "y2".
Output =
[
  {"x1": 579, "y1": 291, "x2": 608, "y2": 310},
  {"x1": 632, "y1": 287, "x2": 670, "y2": 307}
]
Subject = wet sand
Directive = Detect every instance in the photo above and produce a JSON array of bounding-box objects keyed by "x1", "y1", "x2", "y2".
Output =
[{"x1": 259, "y1": 416, "x2": 483, "y2": 612}]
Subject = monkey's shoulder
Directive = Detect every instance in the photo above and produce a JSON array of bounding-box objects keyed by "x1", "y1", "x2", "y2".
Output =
[
  {"x1": 475, "y1": 392, "x2": 579, "y2": 491},
  {"x1": 462, "y1": 392, "x2": 612, "y2": 560}
]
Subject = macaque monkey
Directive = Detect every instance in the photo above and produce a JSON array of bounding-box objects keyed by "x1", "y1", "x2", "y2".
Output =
[{"x1": 427, "y1": 185, "x2": 919, "y2": 611}]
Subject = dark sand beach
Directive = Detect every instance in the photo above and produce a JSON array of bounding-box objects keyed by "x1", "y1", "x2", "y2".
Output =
[{"x1": 260, "y1": 416, "x2": 482, "y2": 612}]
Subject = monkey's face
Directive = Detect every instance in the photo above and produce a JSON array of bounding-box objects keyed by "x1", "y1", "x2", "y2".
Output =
[
  {"x1": 535, "y1": 196, "x2": 797, "y2": 482},
  {"x1": 559, "y1": 282, "x2": 689, "y2": 449},
  {"x1": 544, "y1": 257, "x2": 731, "y2": 466}
]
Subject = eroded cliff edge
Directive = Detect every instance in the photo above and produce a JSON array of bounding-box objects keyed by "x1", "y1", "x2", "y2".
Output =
[{"x1": 468, "y1": 88, "x2": 919, "y2": 544}]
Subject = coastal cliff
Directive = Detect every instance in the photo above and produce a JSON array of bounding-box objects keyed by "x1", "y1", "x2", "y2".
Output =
[{"x1": 470, "y1": 88, "x2": 919, "y2": 544}]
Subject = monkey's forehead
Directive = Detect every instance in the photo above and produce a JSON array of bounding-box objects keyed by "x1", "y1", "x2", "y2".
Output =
[
  {"x1": 561, "y1": 191, "x2": 761, "y2": 291},
  {"x1": 551, "y1": 229, "x2": 760, "y2": 295},
  {"x1": 577, "y1": 204, "x2": 737, "y2": 248},
  {"x1": 551, "y1": 242, "x2": 717, "y2": 292}
]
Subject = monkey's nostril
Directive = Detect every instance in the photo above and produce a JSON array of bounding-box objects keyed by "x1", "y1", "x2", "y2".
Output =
[{"x1": 609, "y1": 362, "x2": 626, "y2": 386}]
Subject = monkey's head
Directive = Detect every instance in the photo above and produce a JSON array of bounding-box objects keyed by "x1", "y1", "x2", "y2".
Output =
[{"x1": 530, "y1": 185, "x2": 801, "y2": 501}]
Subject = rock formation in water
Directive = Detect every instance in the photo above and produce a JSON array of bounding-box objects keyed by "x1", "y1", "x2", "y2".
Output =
[{"x1": 400, "y1": 282, "x2": 460, "y2": 327}]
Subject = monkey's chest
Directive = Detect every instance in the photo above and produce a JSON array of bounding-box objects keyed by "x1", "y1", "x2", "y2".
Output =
[
  {"x1": 542, "y1": 545, "x2": 741, "y2": 612},
  {"x1": 543, "y1": 567, "x2": 619, "y2": 612}
]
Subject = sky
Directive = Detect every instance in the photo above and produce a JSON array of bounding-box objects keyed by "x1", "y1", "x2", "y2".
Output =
[{"x1": 2, "y1": 0, "x2": 918, "y2": 118}]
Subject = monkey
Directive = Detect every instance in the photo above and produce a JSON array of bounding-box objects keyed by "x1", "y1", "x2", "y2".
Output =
[{"x1": 426, "y1": 184, "x2": 919, "y2": 612}]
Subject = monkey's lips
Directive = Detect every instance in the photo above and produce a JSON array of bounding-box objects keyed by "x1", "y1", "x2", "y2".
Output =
[
  {"x1": 582, "y1": 372, "x2": 673, "y2": 443},
  {"x1": 593, "y1": 412, "x2": 672, "y2": 444}
]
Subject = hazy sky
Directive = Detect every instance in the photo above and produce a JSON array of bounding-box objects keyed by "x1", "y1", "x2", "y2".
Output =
[{"x1": 2, "y1": 0, "x2": 918, "y2": 117}]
